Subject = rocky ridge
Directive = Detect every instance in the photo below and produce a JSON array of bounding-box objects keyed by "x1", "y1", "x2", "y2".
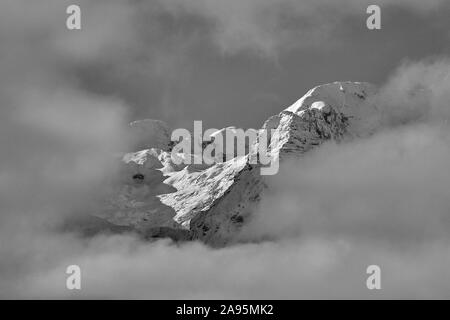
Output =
[{"x1": 95, "y1": 82, "x2": 380, "y2": 245}]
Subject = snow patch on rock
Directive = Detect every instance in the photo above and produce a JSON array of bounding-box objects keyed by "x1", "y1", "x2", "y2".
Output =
[{"x1": 96, "y1": 82, "x2": 381, "y2": 245}]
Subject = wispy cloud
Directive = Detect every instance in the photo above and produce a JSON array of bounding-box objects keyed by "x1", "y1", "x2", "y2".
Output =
[{"x1": 159, "y1": 0, "x2": 447, "y2": 56}]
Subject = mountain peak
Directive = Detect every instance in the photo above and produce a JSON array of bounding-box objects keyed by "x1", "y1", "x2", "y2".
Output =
[
  {"x1": 285, "y1": 81, "x2": 376, "y2": 114},
  {"x1": 98, "y1": 82, "x2": 382, "y2": 245},
  {"x1": 284, "y1": 81, "x2": 380, "y2": 137}
]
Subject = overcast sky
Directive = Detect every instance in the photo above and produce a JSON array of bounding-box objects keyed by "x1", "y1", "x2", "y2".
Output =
[
  {"x1": 81, "y1": 0, "x2": 450, "y2": 129},
  {"x1": 2, "y1": 0, "x2": 449, "y2": 130}
]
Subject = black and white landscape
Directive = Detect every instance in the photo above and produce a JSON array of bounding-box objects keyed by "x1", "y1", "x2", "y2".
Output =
[{"x1": 1, "y1": 0, "x2": 450, "y2": 299}]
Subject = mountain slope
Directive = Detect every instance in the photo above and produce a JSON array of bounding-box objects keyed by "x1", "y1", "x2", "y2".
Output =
[{"x1": 96, "y1": 82, "x2": 380, "y2": 245}]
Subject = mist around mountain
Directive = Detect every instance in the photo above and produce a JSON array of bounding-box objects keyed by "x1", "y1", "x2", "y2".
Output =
[{"x1": 1, "y1": 57, "x2": 450, "y2": 298}]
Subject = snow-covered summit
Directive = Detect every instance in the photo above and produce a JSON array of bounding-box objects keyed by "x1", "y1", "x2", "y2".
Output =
[
  {"x1": 285, "y1": 82, "x2": 375, "y2": 114},
  {"x1": 285, "y1": 81, "x2": 380, "y2": 137},
  {"x1": 97, "y1": 82, "x2": 380, "y2": 245}
]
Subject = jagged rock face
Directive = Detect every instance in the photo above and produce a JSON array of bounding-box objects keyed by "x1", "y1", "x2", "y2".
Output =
[
  {"x1": 98, "y1": 82, "x2": 380, "y2": 245},
  {"x1": 189, "y1": 161, "x2": 266, "y2": 246},
  {"x1": 205, "y1": 127, "x2": 258, "y2": 161},
  {"x1": 285, "y1": 81, "x2": 380, "y2": 137},
  {"x1": 160, "y1": 156, "x2": 250, "y2": 229},
  {"x1": 190, "y1": 82, "x2": 379, "y2": 246}
]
